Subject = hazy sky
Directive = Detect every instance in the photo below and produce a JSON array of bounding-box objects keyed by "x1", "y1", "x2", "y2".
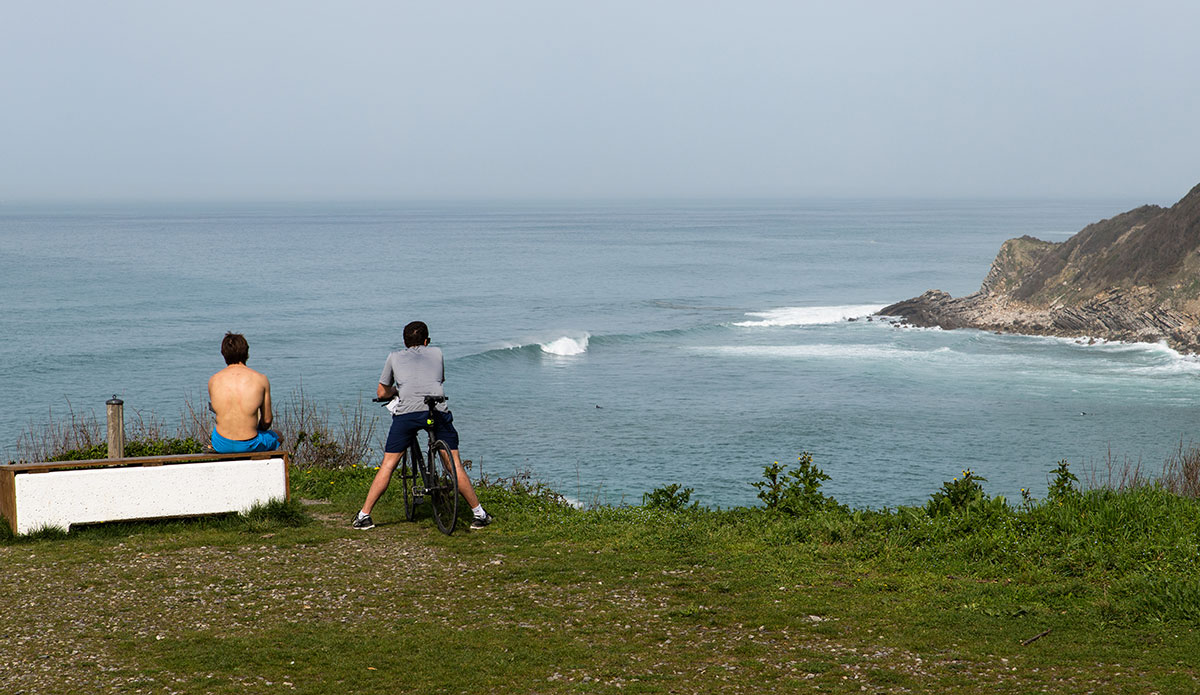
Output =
[{"x1": 3, "y1": 1, "x2": 1198, "y2": 201}]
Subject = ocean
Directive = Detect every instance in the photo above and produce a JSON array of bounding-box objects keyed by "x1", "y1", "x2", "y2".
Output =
[{"x1": 3, "y1": 198, "x2": 1194, "y2": 509}]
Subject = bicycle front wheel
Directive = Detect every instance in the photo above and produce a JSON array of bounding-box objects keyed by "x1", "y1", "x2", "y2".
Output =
[{"x1": 428, "y1": 440, "x2": 460, "y2": 535}]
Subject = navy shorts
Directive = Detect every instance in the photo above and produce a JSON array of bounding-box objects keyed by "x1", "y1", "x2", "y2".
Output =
[{"x1": 384, "y1": 410, "x2": 460, "y2": 453}]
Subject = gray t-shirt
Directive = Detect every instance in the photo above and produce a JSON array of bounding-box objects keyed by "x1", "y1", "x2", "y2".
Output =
[{"x1": 379, "y1": 345, "x2": 450, "y2": 415}]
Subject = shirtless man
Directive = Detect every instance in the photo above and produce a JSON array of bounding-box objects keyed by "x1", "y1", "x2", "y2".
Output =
[{"x1": 207, "y1": 332, "x2": 282, "y2": 453}]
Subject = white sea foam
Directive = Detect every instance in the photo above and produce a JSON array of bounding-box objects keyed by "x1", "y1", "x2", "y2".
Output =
[
  {"x1": 560, "y1": 494, "x2": 587, "y2": 509},
  {"x1": 733, "y1": 305, "x2": 886, "y2": 327},
  {"x1": 1080, "y1": 338, "x2": 1182, "y2": 359},
  {"x1": 692, "y1": 343, "x2": 933, "y2": 361},
  {"x1": 1105, "y1": 342, "x2": 1200, "y2": 374},
  {"x1": 1029, "y1": 335, "x2": 1200, "y2": 370},
  {"x1": 486, "y1": 333, "x2": 590, "y2": 357},
  {"x1": 540, "y1": 334, "x2": 590, "y2": 356},
  {"x1": 1131, "y1": 359, "x2": 1200, "y2": 375},
  {"x1": 974, "y1": 333, "x2": 1200, "y2": 376}
]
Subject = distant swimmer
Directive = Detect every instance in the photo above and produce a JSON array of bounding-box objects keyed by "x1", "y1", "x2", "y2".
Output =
[{"x1": 207, "y1": 332, "x2": 281, "y2": 453}]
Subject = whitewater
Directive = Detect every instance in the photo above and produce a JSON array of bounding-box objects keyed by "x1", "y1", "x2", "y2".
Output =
[{"x1": 2, "y1": 198, "x2": 1193, "y2": 508}]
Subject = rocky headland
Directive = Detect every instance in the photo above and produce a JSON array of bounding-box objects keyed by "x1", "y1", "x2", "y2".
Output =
[{"x1": 879, "y1": 183, "x2": 1200, "y2": 353}]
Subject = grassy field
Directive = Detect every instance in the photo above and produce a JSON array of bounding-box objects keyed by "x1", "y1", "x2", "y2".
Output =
[{"x1": 3, "y1": 457, "x2": 1200, "y2": 694}]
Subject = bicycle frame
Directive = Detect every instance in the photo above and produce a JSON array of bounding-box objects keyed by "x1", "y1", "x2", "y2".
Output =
[{"x1": 377, "y1": 394, "x2": 460, "y2": 534}]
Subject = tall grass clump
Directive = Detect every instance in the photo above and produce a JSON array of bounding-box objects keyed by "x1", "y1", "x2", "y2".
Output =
[
  {"x1": 276, "y1": 389, "x2": 377, "y2": 469},
  {"x1": 1085, "y1": 442, "x2": 1200, "y2": 498},
  {"x1": 16, "y1": 400, "x2": 208, "y2": 463},
  {"x1": 14, "y1": 389, "x2": 378, "y2": 469},
  {"x1": 1152, "y1": 442, "x2": 1200, "y2": 497}
]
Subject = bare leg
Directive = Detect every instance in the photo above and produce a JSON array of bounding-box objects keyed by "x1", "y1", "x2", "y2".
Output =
[
  {"x1": 361, "y1": 451, "x2": 403, "y2": 515},
  {"x1": 435, "y1": 449, "x2": 480, "y2": 509}
]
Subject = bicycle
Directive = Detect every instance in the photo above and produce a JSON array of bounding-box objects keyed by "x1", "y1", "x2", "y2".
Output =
[{"x1": 374, "y1": 394, "x2": 461, "y2": 535}]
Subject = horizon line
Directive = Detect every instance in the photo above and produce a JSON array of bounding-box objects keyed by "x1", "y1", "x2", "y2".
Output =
[{"x1": 0, "y1": 192, "x2": 1172, "y2": 207}]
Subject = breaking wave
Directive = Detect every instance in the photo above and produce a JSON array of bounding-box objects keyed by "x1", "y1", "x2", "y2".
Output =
[
  {"x1": 689, "y1": 343, "x2": 939, "y2": 361},
  {"x1": 733, "y1": 305, "x2": 886, "y2": 327},
  {"x1": 540, "y1": 334, "x2": 589, "y2": 356}
]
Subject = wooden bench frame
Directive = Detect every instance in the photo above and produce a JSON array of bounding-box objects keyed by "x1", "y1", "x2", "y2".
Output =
[{"x1": 1, "y1": 451, "x2": 290, "y2": 535}]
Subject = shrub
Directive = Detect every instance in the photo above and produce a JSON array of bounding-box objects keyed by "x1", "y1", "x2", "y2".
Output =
[
  {"x1": 48, "y1": 437, "x2": 204, "y2": 461},
  {"x1": 277, "y1": 390, "x2": 377, "y2": 469},
  {"x1": 924, "y1": 469, "x2": 1006, "y2": 518},
  {"x1": 752, "y1": 453, "x2": 842, "y2": 516},
  {"x1": 476, "y1": 467, "x2": 573, "y2": 510},
  {"x1": 1048, "y1": 459, "x2": 1080, "y2": 501},
  {"x1": 643, "y1": 483, "x2": 699, "y2": 511}
]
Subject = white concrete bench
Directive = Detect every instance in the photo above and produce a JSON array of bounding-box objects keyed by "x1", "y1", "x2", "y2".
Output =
[{"x1": 0, "y1": 451, "x2": 290, "y2": 535}]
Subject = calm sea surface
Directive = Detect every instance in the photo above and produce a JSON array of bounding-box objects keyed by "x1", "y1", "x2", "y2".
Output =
[{"x1": 3, "y1": 198, "x2": 1194, "y2": 508}]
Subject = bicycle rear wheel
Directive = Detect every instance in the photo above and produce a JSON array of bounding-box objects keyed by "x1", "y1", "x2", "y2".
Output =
[
  {"x1": 428, "y1": 440, "x2": 459, "y2": 535},
  {"x1": 400, "y1": 447, "x2": 420, "y2": 521}
]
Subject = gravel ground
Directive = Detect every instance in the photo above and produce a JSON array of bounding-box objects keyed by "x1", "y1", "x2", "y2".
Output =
[
  {"x1": 0, "y1": 512, "x2": 468, "y2": 694},
  {"x1": 1, "y1": 512, "x2": 1181, "y2": 694}
]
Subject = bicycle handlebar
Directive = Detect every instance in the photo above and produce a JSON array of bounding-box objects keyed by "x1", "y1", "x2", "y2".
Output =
[{"x1": 372, "y1": 395, "x2": 448, "y2": 405}]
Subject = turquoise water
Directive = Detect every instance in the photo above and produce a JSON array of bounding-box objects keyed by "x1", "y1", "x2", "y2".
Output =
[{"x1": 3, "y1": 198, "x2": 1193, "y2": 508}]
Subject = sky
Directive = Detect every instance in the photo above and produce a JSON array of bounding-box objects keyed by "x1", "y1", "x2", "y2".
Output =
[{"x1": 2, "y1": 1, "x2": 1198, "y2": 202}]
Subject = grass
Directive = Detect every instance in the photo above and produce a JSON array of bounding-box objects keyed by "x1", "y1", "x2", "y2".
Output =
[
  {"x1": 4, "y1": 456, "x2": 1199, "y2": 693},
  {"x1": 4, "y1": 413, "x2": 1200, "y2": 692}
]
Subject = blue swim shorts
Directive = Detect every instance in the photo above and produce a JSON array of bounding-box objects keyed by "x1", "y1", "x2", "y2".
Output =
[
  {"x1": 211, "y1": 428, "x2": 282, "y2": 453},
  {"x1": 384, "y1": 410, "x2": 459, "y2": 453}
]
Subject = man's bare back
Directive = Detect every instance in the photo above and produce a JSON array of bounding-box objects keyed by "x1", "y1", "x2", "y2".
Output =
[{"x1": 209, "y1": 363, "x2": 273, "y2": 441}]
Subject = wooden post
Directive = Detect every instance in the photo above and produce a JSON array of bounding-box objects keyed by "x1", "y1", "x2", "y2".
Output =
[{"x1": 106, "y1": 396, "x2": 125, "y2": 459}]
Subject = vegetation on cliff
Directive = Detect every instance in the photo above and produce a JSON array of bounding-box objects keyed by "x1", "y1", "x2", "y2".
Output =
[{"x1": 882, "y1": 183, "x2": 1200, "y2": 351}]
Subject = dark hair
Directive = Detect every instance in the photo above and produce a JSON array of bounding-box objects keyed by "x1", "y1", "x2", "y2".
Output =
[
  {"x1": 221, "y1": 332, "x2": 249, "y2": 365},
  {"x1": 403, "y1": 321, "x2": 429, "y2": 348}
]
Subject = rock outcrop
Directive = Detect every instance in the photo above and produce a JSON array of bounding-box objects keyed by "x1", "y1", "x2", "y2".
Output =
[{"x1": 879, "y1": 183, "x2": 1200, "y2": 353}]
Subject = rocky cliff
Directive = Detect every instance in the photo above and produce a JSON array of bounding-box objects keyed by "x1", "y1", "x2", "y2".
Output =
[{"x1": 879, "y1": 183, "x2": 1200, "y2": 353}]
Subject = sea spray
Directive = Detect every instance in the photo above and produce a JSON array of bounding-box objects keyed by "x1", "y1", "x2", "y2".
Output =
[
  {"x1": 540, "y1": 334, "x2": 589, "y2": 356},
  {"x1": 733, "y1": 305, "x2": 886, "y2": 327}
]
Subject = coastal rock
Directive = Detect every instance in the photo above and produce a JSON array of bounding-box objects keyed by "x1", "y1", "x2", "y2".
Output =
[{"x1": 879, "y1": 183, "x2": 1200, "y2": 353}]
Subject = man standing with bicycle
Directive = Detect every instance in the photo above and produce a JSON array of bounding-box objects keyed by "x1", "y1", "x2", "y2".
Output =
[{"x1": 353, "y1": 321, "x2": 493, "y2": 530}]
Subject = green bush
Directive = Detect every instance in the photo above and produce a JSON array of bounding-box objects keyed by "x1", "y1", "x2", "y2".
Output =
[
  {"x1": 643, "y1": 483, "x2": 699, "y2": 511},
  {"x1": 48, "y1": 437, "x2": 204, "y2": 461},
  {"x1": 1048, "y1": 459, "x2": 1080, "y2": 501},
  {"x1": 924, "y1": 469, "x2": 1007, "y2": 518},
  {"x1": 752, "y1": 453, "x2": 843, "y2": 516}
]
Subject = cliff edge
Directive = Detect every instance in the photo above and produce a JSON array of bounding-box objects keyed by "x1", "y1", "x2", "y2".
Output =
[{"x1": 879, "y1": 183, "x2": 1200, "y2": 353}]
